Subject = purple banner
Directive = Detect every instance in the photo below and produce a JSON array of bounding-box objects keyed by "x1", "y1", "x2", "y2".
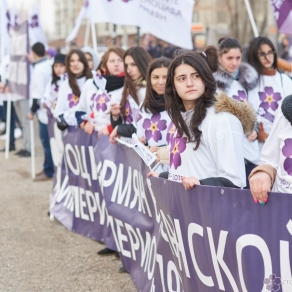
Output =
[{"x1": 49, "y1": 125, "x2": 292, "y2": 292}]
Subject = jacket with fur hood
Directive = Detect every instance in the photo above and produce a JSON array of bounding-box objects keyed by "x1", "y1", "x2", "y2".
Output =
[
  {"x1": 160, "y1": 92, "x2": 257, "y2": 188},
  {"x1": 214, "y1": 62, "x2": 258, "y2": 97},
  {"x1": 214, "y1": 63, "x2": 260, "y2": 164}
]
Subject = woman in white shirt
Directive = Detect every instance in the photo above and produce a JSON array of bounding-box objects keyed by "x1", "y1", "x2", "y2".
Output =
[
  {"x1": 54, "y1": 49, "x2": 92, "y2": 129},
  {"x1": 247, "y1": 36, "x2": 292, "y2": 149},
  {"x1": 214, "y1": 37, "x2": 259, "y2": 188},
  {"x1": 249, "y1": 95, "x2": 292, "y2": 203},
  {"x1": 75, "y1": 47, "x2": 125, "y2": 134},
  {"x1": 149, "y1": 48, "x2": 256, "y2": 189}
]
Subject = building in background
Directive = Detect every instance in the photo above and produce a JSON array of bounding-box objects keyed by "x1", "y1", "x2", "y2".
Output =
[{"x1": 45, "y1": 0, "x2": 278, "y2": 54}]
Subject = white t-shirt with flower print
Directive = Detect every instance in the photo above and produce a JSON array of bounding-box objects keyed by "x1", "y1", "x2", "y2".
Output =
[
  {"x1": 136, "y1": 109, "x2": 171, "y2": 147},
  {"x1": 54, "y1": 76, "x2": 86, "y2": 126},
  {"x1": 248, "y1": 72, "x2": 292, "y2": 149},
  {"x1": 167, "y1": 106, "x2": 246, "y2": 188},
  {"x1": 260, "y1": 111, "x2": 292, "y2": 193},
  {"x1": 75, "y1": 72, "x2": 123, "y2": 131}
]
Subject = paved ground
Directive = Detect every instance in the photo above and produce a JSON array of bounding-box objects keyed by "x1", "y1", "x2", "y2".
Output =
[{"x1": 0, "y1": 127, "x2": 136, "y2": 292}]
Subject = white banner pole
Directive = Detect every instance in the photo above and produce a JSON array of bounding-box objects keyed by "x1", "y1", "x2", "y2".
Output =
[
  {"x1": 84, "y1": 18, "x2": 90, "y2": 46},
  {"x1": 91, "y1": 22, "x2": 98, "y2": 53},
  {"x1": 30, "y1": 120, "x2": 35, "y2": 179},
  {"x1": 5, "y1": 93, "x2": 11, "y2": 159},
  {"x1": 243, "y1": 0, "x2": 259, "y2": 37}
]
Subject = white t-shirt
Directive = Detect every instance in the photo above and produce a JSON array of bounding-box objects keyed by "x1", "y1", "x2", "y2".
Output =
[
  {"x1": 168, "y1": 106, "x2": 246, "y2": 188},
  {"x1": 75, "y1": 72, "x2": 123, "y2": 131},
  {"x1": 248, "y1": 72, "x2": 292, "y2": 149},
  {"x1": 217, "y1": 78, "x2": 260, "y2": 165},
  {"x1": 136, "y1": 109, "x2": 171, "y2": 147},
  {"x1": 30, "y1": 58, "x2": 52, "y2": 124},
  {"x1": 260, "y1": 111, "x2": 292, "y2": 193},
  {"x1": 54, "y1": 76, "x2": 86, "y2": 126}
]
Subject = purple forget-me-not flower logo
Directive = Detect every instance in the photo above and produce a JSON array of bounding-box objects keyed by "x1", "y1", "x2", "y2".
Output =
[
  {"x1": 142, "y1": 113, "x2": 167, "y2": 142},
  {"x1": 233, "y1": 90, "x2": 247, "y2": 102},
  {"x1": 259, "y1": 87, "x2": 282, "y2": 111},
  {"x1": 169, "y1": 135, "x2": 187, "y2": 170},
  {"x1": 68, "y1": 94, "x2": 79, "y2": 108},
  {"x1": 282, "y1": 138, "x2": 292, "y2": 176}
]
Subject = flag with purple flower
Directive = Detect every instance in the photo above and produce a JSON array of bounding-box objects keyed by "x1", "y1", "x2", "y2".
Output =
[
  {"x1": 282, "y1": 138, "x2": 292, "y2": 175},
  {"x1": 95, "y1": 93, "x2": 110, "y2": 112},
  {"x1": 259, "y1": 87, "x2": 282, "y2": 111},
  {"x1": 124, "y1": 100, "x2": 133, "y2": 123},
  {"x1": 142, "y1": 113, "x2": 167, "y2": 143},
  {"x1": 169, "y1": 135, "x2": 187, "y2": 170},
  {"x1": 68, "y1": 93, "x2": 79, "y2": 108}
]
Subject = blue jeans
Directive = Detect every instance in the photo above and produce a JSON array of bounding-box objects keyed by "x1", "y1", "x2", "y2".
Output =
[{"x1": 38, "y1": 121, "x2": 54, "y2": 177}]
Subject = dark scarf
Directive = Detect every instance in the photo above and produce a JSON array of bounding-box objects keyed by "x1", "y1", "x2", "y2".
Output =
[
  {"x1": 262, "y1": 68, "x2": 277, "y2": 76},
  {"x1": 148, "y1": 92, "x2": 166, "y2": 113},
  {"x1": 103, "y1": 75, "x2": 125, "y2": 92}
]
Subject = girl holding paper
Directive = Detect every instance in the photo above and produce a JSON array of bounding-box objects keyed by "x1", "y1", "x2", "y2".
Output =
[
  {"x1": 75, "y1": 47, "x2": 125, "y2": 134},
  {"x1": 99, "y1": 46, "x2": 152, "y2": 141},
  {"x1": 54, "y1": 49, "x2": 92, "y2": 130}
]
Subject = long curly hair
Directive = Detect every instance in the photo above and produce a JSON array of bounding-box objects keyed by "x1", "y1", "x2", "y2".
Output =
[
  {"x1": 65, "y1": 49, "x2": 92, "y2": 96},
  {"x1": 165, "y1": 47, "x2": 218, "y2": 150}
]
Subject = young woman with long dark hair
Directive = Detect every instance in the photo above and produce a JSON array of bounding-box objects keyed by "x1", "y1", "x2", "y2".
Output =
[
  {"x1": 99, "y1": 46, "x2": 152, "y2": 141},
  {"x1": 247, "y1": 36, "x2": 292, "y2": 149},
  {"x1": 214, "y1": 37, "x2": 259, "y2": 188},
  {"x1": 54, "y1": 49, "x2": 92, "y2": 130},
  {"x1": 149, "y1": 48, "x2": 256, "y2": 189}
]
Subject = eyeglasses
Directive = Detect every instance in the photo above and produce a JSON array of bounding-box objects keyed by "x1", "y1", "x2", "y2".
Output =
[{"x1": 258, "y1": 51, "x2": 275, "y2": 58}]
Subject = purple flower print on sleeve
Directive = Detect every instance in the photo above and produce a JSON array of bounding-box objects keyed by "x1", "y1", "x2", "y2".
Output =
[
  {"x1": 124, "y1": 100, "x2": 133, "y2": 123},
  {"x1": 169, "y1": 135, "x2": 187, "y2": 170},
  {"x1": 95, "y1": 93, "x2": 110, "y2": 112},
  {"x1": 233, "y1": 90, "x2": 247, "y2": 101},
  {"x1": 68, "y1": 94, "x2": 79, "y2": 108},
  {"x1": 259, "y1": 87, "x2": 282, "y2": 111},
  {"x1": 142, "y1": 113, "x2": 167, "y2": 142},
  {"x1": 30, "y1": 15, "x2": 39, "y2": 28},
  {"x1": 282, "y1": 139, "x2": 292, "y2": 176},
  {"x1": 166, "y1": 122, "x2": 176, "y2": 144}
]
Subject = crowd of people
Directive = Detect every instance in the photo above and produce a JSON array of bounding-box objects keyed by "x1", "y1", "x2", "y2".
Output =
[{"x1": 0, "y1": 35, "x2": 292, "y2": 264}]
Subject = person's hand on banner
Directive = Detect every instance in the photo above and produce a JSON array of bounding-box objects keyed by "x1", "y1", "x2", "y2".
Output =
[
  {"x1": 109, "y1": 126, "x2": 119, "y2": 144},
  {"x1": 139, "y1": 136, "x2": 146, "y2": 145},
  {"x1": 181, "y1": 176, "x2": 201, "y2": 190},
  {"x1": 258, "y1": 122, "x2": 268, "y2": 142},
  {"x1": 27, "y1": 112, "x2": 34, "y2": 120},
  {"x1": 98, "y1": 127, "x2": 109, "y2": 139},
  {"x1": 249, "y1": 171, "x2": 271, "y2": 204},
  {"x1": 84, "y1": 121, "x2": 95, "y2": 135},
  {"x1": 147, "y1": 171, "x2": 159, "y2": 177}
]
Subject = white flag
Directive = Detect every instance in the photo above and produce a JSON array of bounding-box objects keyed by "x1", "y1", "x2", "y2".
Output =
[
  {"x1": 88, "y1": 0, "x2": 194, "y2": 49},
  {"x1": 0, "y1": 0, "x2": 10, "y2": 81},
  {"x1": 28, "y1": 3, "x2": 48, "y2": 48},
  {"x1": 66, "y1": 0, "x2": 89, "y2": 42}
]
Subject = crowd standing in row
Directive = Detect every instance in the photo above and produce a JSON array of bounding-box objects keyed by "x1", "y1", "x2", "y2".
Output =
[{"x1": 0, "y1": 36, "x2": 292, "y2": 265}]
